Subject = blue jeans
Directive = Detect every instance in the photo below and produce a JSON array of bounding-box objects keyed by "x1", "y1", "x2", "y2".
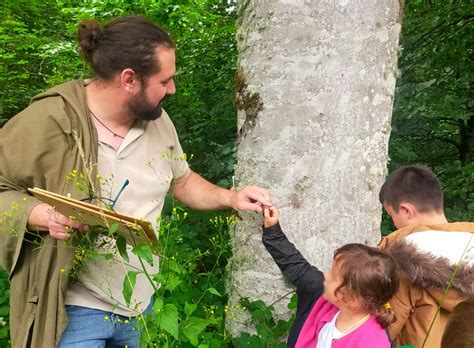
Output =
[{"x1": 58, "y1": 302, "x2": 152, "y2": 348}]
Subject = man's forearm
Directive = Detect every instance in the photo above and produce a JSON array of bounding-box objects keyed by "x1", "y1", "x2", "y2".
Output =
[{"x1": 171, "y1": 171, "x2": 236, "y2": 210}]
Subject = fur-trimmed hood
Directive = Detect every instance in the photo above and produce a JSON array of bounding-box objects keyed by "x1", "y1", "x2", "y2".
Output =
[{"x1": 385, "y1": 239, "x2": 474, "y2": 296}]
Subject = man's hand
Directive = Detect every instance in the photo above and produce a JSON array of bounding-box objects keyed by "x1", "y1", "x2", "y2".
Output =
[
  {"x1": 47, "y1": 209, "x2": 88, "y2": 240},
  {"x1": 264, "y1": 206, "x2": 280, "y2": 227},
  {"x1": 29, "y1": 203, "x2": 88, "y2": 240},
  {"x1": 230, "y1": 185, "x2": 272, "y2": 212}
]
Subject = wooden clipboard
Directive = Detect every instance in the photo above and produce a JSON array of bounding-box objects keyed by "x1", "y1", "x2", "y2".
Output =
[{"x1": 28, "y1": 187, "x2": 156, "y2": 245}]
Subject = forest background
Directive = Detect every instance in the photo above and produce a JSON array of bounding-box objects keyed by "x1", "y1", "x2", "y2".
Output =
[{"x1": 0, "y1": 0, "x2": 472, "y2": 346}]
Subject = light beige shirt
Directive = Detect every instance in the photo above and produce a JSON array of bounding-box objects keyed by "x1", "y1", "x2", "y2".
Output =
[{"x1": 65, "y1": 110, "x2": 189, "y2": 316}]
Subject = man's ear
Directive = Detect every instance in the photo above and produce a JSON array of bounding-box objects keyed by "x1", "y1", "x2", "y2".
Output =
[{"x1": 120, "y1": 68, "x2": 138, "y2": 93}]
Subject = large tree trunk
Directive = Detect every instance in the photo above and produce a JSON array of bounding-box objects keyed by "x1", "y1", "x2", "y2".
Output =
[{"x1": 227, "y1": 0, "x2": 404, "y2": 335}]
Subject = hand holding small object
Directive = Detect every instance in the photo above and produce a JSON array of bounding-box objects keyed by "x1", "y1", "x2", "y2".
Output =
[
  {"x1": 46, "y1": 205, "x2": 88, "y2": 240},
  {"x1": 230, "y1": 185, "x2": 272, "y2": 212},
  {"x1": 263, "y1": 206, "x2": 281, "y2": 227}
]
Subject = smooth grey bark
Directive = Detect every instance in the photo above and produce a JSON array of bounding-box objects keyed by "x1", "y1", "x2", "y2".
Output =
[{"x1": 227, "y1": 0, "x2": 403, "y2": 335}]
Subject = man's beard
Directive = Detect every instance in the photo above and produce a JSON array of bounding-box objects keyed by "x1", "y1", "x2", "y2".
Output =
[{"x1": 127, "y1": 89, "x2": 163, "y2": 121}]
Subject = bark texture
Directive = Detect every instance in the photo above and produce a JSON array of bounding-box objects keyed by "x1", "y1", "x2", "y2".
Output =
[{"x1": 227, "y1": 0, "x2": 403, "y2": 334}]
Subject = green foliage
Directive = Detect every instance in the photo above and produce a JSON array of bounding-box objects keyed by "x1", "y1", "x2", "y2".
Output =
[
  {"x1": 392, "y1": 0, "x2": 473, "y2": 164},
  {"x1": 150, "y1": 0, "x2": 238, "y2": 184},
  {"x1": 133, "y1": 244, "x2": 155, "y2": 266},
  {"x1": 139, "y1": 204, "x2": 235, "y2": 347},
  {"x1": 438, "y1": 161, "x2": 474, "y2": 222},
  {"x1": 231, "y1": 294, "x2": 296, "y2": 348},
  {"x1": 384, "y1": 0, "x2": 474, "y2": 233},
  {"x1": 0, "y1": 2, "x2": 86, "y2": 125},
  {"x1": 0, "y1": 270, "x2": 10, "y2": 348}
]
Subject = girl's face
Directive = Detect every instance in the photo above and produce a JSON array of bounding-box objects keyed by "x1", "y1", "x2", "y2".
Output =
[{"x1": 323, "y1": 259, "x2": 344, "y2": 306}]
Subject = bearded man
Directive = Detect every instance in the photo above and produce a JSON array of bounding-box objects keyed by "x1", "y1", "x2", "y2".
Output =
[{"x1": 0, "y1": 16, "x2": 271, "y2": 348}]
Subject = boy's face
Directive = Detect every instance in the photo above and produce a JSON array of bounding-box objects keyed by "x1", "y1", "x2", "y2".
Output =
[{"x1": 384, "y1": 203, "x2": 411, "y2": 230}]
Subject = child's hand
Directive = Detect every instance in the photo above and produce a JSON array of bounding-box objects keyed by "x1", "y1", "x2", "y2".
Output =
[{"x1": 264, "y1": 206, "x2": 281, "y2": 227}]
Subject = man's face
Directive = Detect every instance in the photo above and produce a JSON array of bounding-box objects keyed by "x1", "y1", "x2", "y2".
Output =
[
  {"x1": 127, "y1": 46, "x2": 176, "y2": 121},
  {"x1": 384, "y1": 203, "x2": 410, "y2": 230}
]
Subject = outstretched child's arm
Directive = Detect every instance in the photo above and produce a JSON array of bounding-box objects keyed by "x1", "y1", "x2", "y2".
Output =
[{"x1": 262, "y1": 207, "x2": 324, "y2": 298}]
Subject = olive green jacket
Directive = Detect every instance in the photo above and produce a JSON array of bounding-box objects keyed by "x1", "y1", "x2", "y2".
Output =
[{"x1": 0, "y1": 80, "x2": 98, "y2": 347}]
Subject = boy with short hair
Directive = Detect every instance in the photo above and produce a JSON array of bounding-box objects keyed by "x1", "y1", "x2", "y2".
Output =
[{"x1": 378, "y1": 164, "x2": 474, "y2": 348}]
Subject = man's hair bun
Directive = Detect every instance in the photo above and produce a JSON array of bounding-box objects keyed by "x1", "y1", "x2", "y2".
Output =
[{"x1": 78, "y1": 20, "x2": 101, "y2": 63}]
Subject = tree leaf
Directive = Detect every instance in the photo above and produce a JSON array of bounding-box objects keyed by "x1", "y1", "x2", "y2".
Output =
[
  {"x1": 206, "y1": 287, "x2": 221, "y2": 297},
  {"x1": 162, "y1": 273, "x2": 182, "y2": 291},
  {"x1": 183, "y1": 317, "x2": 211, "y2": 346},
  {"x1": 122, "y1": 271, "x2": 138, "y2": 306},
  {"x1": 157, "y1": 303, "x2": 179, "y2": 340},
  {"x1": 152, "y1": 297, "x2": 163, "y2": 313},
  {"x1": 132, "y1": 244, "x2": 154, "y2": 266},
  {"x1": 184, "y1": 301, "x2": 197, "y2": 316},
  {"x1": 108, "y1": 222, "x2": 119, "y2": 235},
  {"x1": 116, "y1": 235, "x2": 128, "y2": 262},
  {"x1": 287, "y1": 293, "x2": 298, "y2": 310}
]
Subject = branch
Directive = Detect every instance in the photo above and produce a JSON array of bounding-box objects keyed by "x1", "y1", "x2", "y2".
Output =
[
  {"x1": 427, "y1": 134, "x2": 461, "y2": 150},
  {"x1": 408, "y1": 14, "x2": 474, "y2": 51}
]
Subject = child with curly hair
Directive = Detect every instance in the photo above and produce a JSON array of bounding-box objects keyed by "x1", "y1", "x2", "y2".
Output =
[{"x1": 262, "y1": 206, "x2": 399, "y2": 347}]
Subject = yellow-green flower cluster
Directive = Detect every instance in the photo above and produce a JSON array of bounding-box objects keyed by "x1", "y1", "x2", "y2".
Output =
[
  {"x1": 209, "y1": 215, "x2": 237, "y2": 228},
  {"x1": 223, "y1": 303, "x2": 247, "y2": 320},
  {"x1": 0, "y1": 201, "x2": 27, "y2": 236}
]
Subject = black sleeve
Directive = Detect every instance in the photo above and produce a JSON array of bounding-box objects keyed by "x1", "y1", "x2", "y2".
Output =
[{"x1": 262, "y1": 223, "x2": 324, "y2": 301}]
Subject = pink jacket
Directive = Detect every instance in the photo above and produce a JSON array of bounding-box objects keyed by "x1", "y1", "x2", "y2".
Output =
[{"x1": 296, "y1": 297, "x2": 392, "y2": 348}]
